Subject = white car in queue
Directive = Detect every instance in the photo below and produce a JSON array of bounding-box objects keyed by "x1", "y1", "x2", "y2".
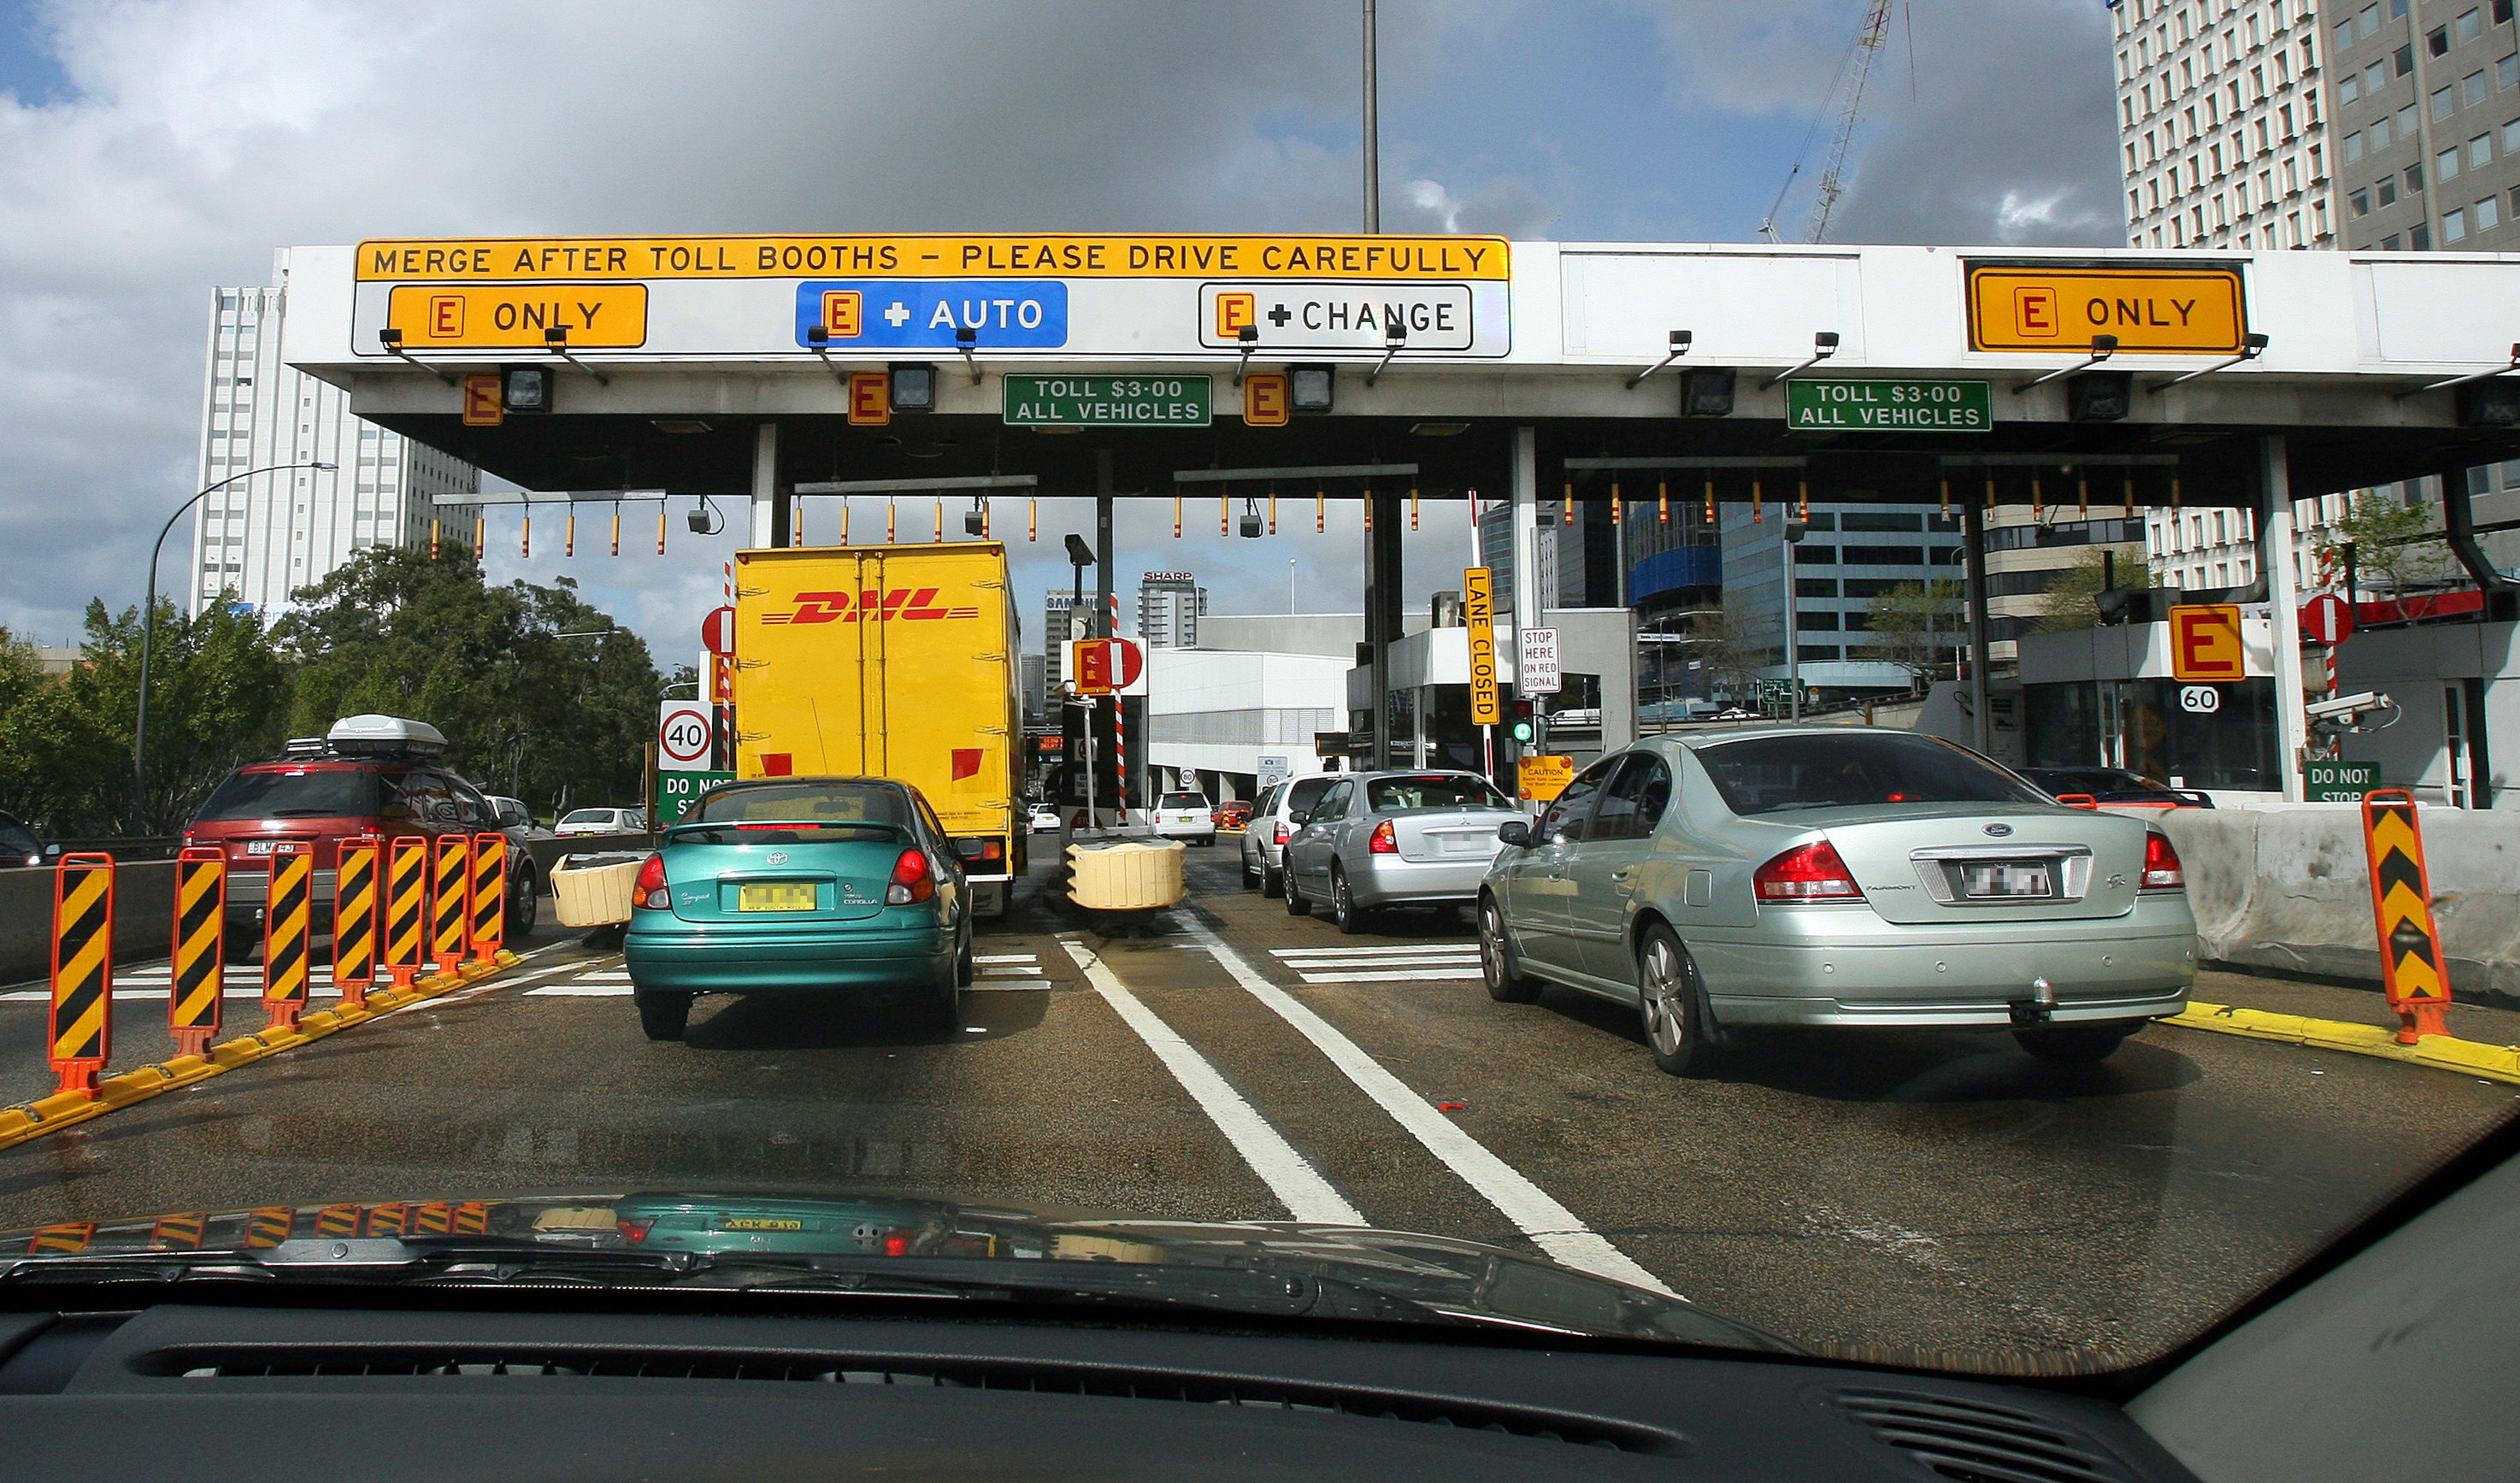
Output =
[
  {"x1": 1282, "y1": 770, "x2": 1519, "y2": 933},
  {"x1": 1153, "y1": 791, "x2": 1216, "y2": 846},
  {"x1": 554, "y1": 806, "x2": 649, "y2": 838}
]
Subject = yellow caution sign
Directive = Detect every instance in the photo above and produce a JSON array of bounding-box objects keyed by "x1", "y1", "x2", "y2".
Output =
[
  {"x1": 2363, "y1": 790, "x2": 2453, "y2": 1042},
  {"x1": 468, "y1": 832, "x2": 507, "y2": 964},
  {"x1": 385, "y1": 282, "x2": 649, "y2": 349},
  {"x1": 1464, "y1": 567, "x2": 1500, "y2": 727},
  {"x1": 46, "y1": 853, "x2": 114, "y2": 1097},
  {"x1": 386, "y1": 836, "x2": 429, "y2": 983},
  {"x1": 262, "y1": 843, "x2": 312, "y2": 1029},
  {"x1": 170, "y1": 847, "x2": 224, "y2": 1056},
  {"x1": 1518, "y1": 755, "x2": 1576, "y2": 803},
  {"x1": 1966, "y1": 263, "x2": 2248, "y2": 354},
  {"x1": 334, "y1": 834, "x2": 380, "y2": 1006},
  {"x1": 430, "y1": 836, "x2": 471, "y2": 969}
]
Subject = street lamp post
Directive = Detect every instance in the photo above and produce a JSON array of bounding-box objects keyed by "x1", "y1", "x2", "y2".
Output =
[{"x1": 131, "y1": 461, "x2": 333, "y2": 833}]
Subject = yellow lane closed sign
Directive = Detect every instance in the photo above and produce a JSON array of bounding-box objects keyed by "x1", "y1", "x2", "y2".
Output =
[
  {"x1": 1463, "y1": 566, "x2": 1499, "y2": 726},
  {"x1": 1966, "y1": 264, "x2": 2246, "y2": 354},
  {"x1": 386, "y1": 283, "x2": 649, "y2": 349}
]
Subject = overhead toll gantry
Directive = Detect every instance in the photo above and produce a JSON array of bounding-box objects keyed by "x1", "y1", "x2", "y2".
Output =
[{"x1": 280, "y1": 232, "x2": 2520, "y2": 799}]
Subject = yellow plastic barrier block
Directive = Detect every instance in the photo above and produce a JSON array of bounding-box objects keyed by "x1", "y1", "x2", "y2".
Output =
[{"x1": 2166, "y1": 1002, "x2": 2520, "y2": 1085}]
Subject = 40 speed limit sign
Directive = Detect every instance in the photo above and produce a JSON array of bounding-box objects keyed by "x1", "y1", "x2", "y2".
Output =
[{"x1": 657, "y1": 701, "x2": 715, "y2": 771}]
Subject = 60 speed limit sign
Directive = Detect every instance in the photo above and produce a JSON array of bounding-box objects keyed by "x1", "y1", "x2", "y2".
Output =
[{"x1": 657, "y1": 701, "x2": 714, "y2": 771}]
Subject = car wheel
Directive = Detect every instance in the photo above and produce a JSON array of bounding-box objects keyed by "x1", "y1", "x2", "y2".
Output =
[
  {"x1": 2014, "y1": 1022, "x2": 2139, "y2": 1063},
  {"x1": 507, "y1": 865, "x2": 539, "y2": 939},
  {"x1": 1330, "y1": 867, "x2": 1368, "y2": 935},
  {"x1": 1478, "y1": 895, "x2": 1541, "y2": 1003},
  {"x1": 1260, "y1": 862, "x2": 1284, "y2": 899},
  {"x1": 635, "y1": 990, "x2": 692, "y2": 1042},
  {"x1": 956, "y1": 930, "x2": 975, "y2": 988},
  {"x1": 1636, "y1": 926, "x2": 1710, "y2": 1077},
  {"x1": 1284, "y1": 868, "x2": 1310, "y2": 916}
]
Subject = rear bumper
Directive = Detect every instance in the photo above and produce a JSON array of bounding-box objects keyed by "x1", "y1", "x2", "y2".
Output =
[
  {"x1": 1349, "y1": 855, "x2": 1499, "y2": 907},
  {"x1": 624, "y1": 921, "x2": 955, "y2": 995},
  {"x1": 1692, "y1": 900, "x2": 2196, "y2": 1027}
]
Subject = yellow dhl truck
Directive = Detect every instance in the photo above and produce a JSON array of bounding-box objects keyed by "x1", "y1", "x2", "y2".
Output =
[{"x1": 730, "y1": 542, "x2": 1023, "y2": 915}]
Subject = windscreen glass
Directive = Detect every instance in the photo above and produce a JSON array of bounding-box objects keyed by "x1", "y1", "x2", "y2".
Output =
[
  {"x1": 1159, "y1": 793, "x2": 1206, "y2": 809},
  {"x1": 1698, "y1": 734, "x2": 2052, "y2": 815},
  {"x1": 687, "y1": 784, "x2": 909, "y2": 826},
  {"x1": 1364, "y1": 775, "x2": 1510, "y2": 811},
  {"x1": 191, "y1": 768, "x2": 384, "y2": 821}
]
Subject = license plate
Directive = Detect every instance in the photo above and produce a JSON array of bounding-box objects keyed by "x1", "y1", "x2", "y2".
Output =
[
  {"x1": 738, "y1": 883, "x2": 817, "y2": 912},
  {"x1": 1962, "y1": 862, "x2": 2053, "y2": 898},
  {"x1": 244, "y1": 840, "x2": 279, "y2": 856},
  {"x1": 1438, "y1": 833, "x2": 1490, "y2": 853},
  {"x1": 721, "y1": 1218, "x2": 804, "y2": 1231}
]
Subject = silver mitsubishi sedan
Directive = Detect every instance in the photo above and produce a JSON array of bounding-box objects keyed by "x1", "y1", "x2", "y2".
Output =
[
  {"x1": 1284, "y1": 769, "x2": 1520, "y2": 933},
  {"x1": 1477, "y1": 728, "x2": 2194, "y2": 1074}
]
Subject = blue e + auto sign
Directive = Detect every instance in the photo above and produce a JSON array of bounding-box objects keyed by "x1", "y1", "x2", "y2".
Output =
[{"x1": 793, "y1": 280, "x2": 1069, "y2": 350}]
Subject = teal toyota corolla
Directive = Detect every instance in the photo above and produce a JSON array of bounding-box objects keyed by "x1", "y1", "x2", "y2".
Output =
[{"x1": 624, "y1": 777, "x2": 974, "y2": 1041}]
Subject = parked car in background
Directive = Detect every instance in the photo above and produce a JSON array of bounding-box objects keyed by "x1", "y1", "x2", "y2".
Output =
[
  {"x1": 2019, "y1": 767, "x2": 2214, "y2": 809},
  {"x1": 0, "y1": 809, "x2": 49, "y2": 868},
  {"x1": 1152, "y1": 792, "x2": 1215, "y2": 846},
  {"x1": 1283, "y1": 770, "x2": 1518, "y2": 933},
  {"x1": 623, "y1": 777, "x2": 974, "y2": 1041},
  {"x1": 1211, "y1": 799, "x2": 1252, "y2": 832},
  {"x1": 184, "y1": 715, "x2": 540, "y2": 945},
  {"x1": 486, "y1": 796, "x2": 555, "y2": 838},
  {"x1": 555, "y1": 806, "x2": 650, "y2": 837},
  {"x1": 1027, "y1": 803, "x2": 1063, "y2": 833},
  {"x1": 1240, "y1": 774, "x2": 1339, "y2": 897},
  {"x1": 1478, "y1": 728, "x2": 2195, "y2": 1076}
]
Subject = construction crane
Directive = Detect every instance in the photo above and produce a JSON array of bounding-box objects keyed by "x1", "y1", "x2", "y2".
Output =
[{"x1": 1758, "y1": 0, "x2": 1899, "y2": 244}]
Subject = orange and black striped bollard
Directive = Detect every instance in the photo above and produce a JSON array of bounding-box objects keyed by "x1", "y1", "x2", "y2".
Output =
[
  {"x1": 169, "y1": 846, "x2": 224, "y2": 1057},
  {"x1": 46, "y1": 852, "x2": 115, "y2": 1096},
  {"x1": 262, "y1": 842, "x2": 312, "y2": 1032},
  {"x1": 333, "y1": 834, "x2": 380, "y2": 1009}
]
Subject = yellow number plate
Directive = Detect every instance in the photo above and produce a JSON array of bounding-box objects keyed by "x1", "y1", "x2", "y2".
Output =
[
  {"x1": 721, "y1": 1218, "x2": 804, "y2": 1232},
  {"x1": 738, "y1": 883, "x2": 817, "y2": 912}
]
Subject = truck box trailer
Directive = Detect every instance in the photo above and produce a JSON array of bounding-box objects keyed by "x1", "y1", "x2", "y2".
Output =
[{"x1": 730, "y1": 543, "x2": 1023, "y2": 914}]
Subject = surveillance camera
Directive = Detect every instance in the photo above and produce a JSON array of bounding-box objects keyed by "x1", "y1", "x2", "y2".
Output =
[
  {"x1": 686, "y1": 510, "x2": 711, "y2": 533},
  {"x1": 2305, "y1": 690, "x2": 2400, "y2": 734}
]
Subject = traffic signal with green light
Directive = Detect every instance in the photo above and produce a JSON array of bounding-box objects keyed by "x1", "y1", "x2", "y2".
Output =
[{"x1": 1508, "y1": 698, "x2": 1536, "y2": 744}]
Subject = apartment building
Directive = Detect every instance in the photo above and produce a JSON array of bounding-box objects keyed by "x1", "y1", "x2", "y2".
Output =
[{"x1": 2115, "y1": 0, "x2": 2340, "y2": 250}]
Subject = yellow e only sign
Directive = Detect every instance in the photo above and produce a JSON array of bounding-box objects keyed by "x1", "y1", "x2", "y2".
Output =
[{"x1": 1463, "y1": 567, "x2": 1499, "y2": 726}]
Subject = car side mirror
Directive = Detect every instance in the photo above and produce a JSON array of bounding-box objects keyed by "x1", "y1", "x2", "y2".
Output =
[
  {"x1": 42, "y1": 843, "x2": 60, "y2": 856},
  {"x1": 1496, "y1": 820, "x2": 1530, "y2": 848},
  {"x1": 1287, "y1": 810, "x2": 1310, "y2": 826}
]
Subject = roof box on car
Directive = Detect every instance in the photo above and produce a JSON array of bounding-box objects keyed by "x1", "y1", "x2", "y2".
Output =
[{"x1": 326, "y1": 714, "x2": 449, "y2": 757}]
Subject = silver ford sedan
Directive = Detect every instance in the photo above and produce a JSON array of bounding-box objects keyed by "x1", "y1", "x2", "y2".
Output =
[
  {"x1": 1284, "y1": 769, "x2": 1519, "y2": 933},
  {"x1": 1477, "y1": 728, "x2": 2195, "y2": 1074}
]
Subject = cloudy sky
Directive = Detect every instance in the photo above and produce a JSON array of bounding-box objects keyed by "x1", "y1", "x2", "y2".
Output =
[{"x1": 0, "y1": 0, "x2": 2123, "y2": 663}]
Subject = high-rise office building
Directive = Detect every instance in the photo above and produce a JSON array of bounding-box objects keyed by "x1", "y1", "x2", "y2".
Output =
[
  {"x1": 1137, "y1": 571, "x2": 1206, "y2": 648},
  {"x1": 2112, "y1": 0, "x2": 2340, "y2": 251},
  {"x1": 1042, "y1": 595, "x2": 1096, "y2": 690},
  {"x1": 1722, "y1": 502, "x2": 1964, "y2": 698},
  {"x1": 190, "y1": 254, "x2": 480, "y2": 615}
]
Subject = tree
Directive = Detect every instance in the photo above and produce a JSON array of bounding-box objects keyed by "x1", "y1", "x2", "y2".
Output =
[
  {"x1": 1679, "y1": 599, "x2": 1769, "y2": 704},
  {"x1": 274, "y1": 546, "x2": 659, "y2": 817},
  {"x1": 2036, "y1": 544, "x2": 2152, "y2": 633},
  {"x1": 2315, "y1": 491, "x2": 2458, "y2": 594},
  {"x1": 1855, "y1": 579, "x2": 1966, "y2": 690}
]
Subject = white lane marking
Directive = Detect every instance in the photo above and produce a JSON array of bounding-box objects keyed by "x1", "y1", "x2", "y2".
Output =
[
  {"x1": 974, "y1": 954, "x2": 1037, "y2": 964},
  {"x1": 980, "y1": 965, "x2": 1044, "y2": 976},
  {"x1": 1280, "y1": 955, "x2": 1479, "y2": 969},
  {"x1": 529, "y1": 984, "x2": 633, "y2": 997},
  {"x1": 1269, "y1": 944, "x2": 1476, "y2": 958},
  {"x1": 1057, "y1": 939, "x2": 1363, "y2": 1227},
  {"x1": 1292, "y1": 969, "x2": 1486, "y2": 985},
  {"x1": 1175, "y1": 911, "x2": 1678, "y2": 1298}
]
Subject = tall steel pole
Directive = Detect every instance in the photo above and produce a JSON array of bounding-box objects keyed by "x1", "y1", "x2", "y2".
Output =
[
  {"x1": 1362, "y1": 0, "x2": 1381, "y2": 232},
  {"x1": 132, "y1": 460, "x2": 332, "y2": 833}
]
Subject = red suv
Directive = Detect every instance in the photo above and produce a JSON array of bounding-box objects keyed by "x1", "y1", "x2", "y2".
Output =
[{"x1": 185, "y1": 716, "x2": 544, "y2": 950}]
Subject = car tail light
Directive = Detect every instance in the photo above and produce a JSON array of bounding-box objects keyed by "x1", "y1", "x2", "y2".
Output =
[
  {"x1": 616, "y1": 1216, "x2": 656, "y2": 1245},
  {"x1": 888, "y1": 847, "x2": 935, "y2": 904},
  {"x1": 2142, "y1": 830, "x2": 2185, "y2": 890},
  {"x1": 633, "y1": 853, "x2": 668, "y2": 909},
  {"x1": 1369, "y1": 820, "x2": 1398, "y2": 853},
  {"x1": 1753, "y1": 840, "x2": 1861, "y2": 903},
  {"x1": 1273, "y1": 821, "x2": 1289, "y2": 846},
  {"x1": 2058, "y1": 793, "x2": 2100, "y2": 810}
]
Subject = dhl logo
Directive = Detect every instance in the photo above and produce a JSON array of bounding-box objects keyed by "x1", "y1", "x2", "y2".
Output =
[{"x1": 760, "y1": 588, "x2": 980, "y2": 625}]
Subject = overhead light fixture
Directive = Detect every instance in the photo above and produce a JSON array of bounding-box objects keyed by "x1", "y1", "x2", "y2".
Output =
[
  {"x1": 1760, "y1": 332, "x2": 1840, "y2": 391},
  {"x1": 375, "y1": 327, "x2": 456, "y2": 386},
  {"x1": 890, "y1": 362, "x2": 938, "y2": 414},
  {"x1": 1680, "y1": 366, "x2": 1737, "y2": 418},
  {"x1": 542, "y1": 325, "x2": 610, "y2": 386},
  {"x1": 1289, "y1": 363, "x2": 1335, "y2": 414},
  {"x1": 500, "y1": 364, "x2": 555, "y2": 415},
  {"x1": 2405, "y1": 340, "x2": 2520, "y2": 398},
  {"x1": 1626, "y1": 329, "x2": 1693, "y2": 390},
  {"x1": 2066, "y1": 371, "x2": 2134, "y2": 422},
  {"x1": 804, "y1": 324, "x2": 849, "y2": 384},
  {"x1": 686, "y1": 497, "x2": 723, "y2": 535},
  {"x1": 651, "y1": 419, "x2": 713, "y2": 435},
  {"x1": 1234, "y1": 324, "x2": 1260, "y2": 386},
  {"x1": 1366, "y1": 321, "x2": 1407, "y2": 386},
  {"x1": 2017, "y1": 333, "x2": 2119, "y2": 393},
  {"x1": 2456, "y1": 377, "x2": 2520, "y2": 427},
  {"x1": 2150, "y1": 332, "x2": 2269, "y2": 393},
  {"x1": 1409, "y1": 422, "x2": 1470, "y2": 436},
  {"x1": 954, "y1": 324, "x2": 981, "y2": 385},
  {"x1": 1064, "y1": 533, "x2": 1096, "y2": 568}
]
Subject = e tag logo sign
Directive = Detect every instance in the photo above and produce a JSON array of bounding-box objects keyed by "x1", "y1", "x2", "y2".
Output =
[{"x1": 2169, "y1": 604, "x2": 2245, "y2": 682}]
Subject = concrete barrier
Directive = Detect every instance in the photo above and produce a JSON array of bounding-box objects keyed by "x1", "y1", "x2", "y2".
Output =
[
  {"x1": 0, "y1": 861, "x2": 177, "y2": 987},
  {"x1": 2156, "y1": 803, "x2": 2520, "y2": 1006}
]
